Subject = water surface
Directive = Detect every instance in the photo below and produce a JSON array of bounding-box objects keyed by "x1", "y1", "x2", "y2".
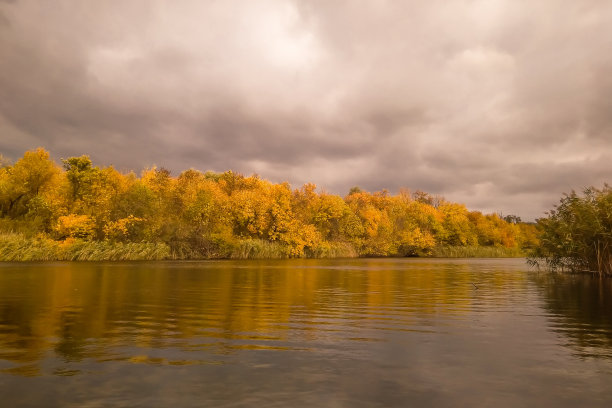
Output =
[{"x1": 1, "y1": 258, "x2": 611, "y2": 407}]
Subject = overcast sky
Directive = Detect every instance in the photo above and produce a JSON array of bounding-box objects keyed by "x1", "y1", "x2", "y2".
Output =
[{"x1": 1, "y1": 0, "x2": 611, "y2": 220}]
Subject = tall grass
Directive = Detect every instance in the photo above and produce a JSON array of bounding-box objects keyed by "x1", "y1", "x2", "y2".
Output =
[
  {"x1": 431, "y1": 245, "x2": 525, "y2": 258},
  {"x1": 61, "y1": 240, "x2": 170, "y2": 261},
  {"x1": 1, "y1": 233, "x2": 523, "y2": 261},
  {"x1": 229, "y1": 239, "x2": 290, "y2": 259},
  {"x1": 227, "y1": 239, "x2": 359, "y2": 259},
  {"x1": 306, "y1": 242, "x2": 358, "y2": 258},
  {"x1": 0, "y1": 233, "x2": 169, "y2": 261},
  {"x1": 0, "y1": 233, "x2": 59, "y2": 261}
]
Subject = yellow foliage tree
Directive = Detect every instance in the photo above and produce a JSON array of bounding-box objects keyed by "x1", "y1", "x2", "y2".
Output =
[
  {"x1": 55, "y1": 214, "x2": 95, "y2": 240},
  {"x1": 1, "y1": 148, "x2": 539, "y2": 259}
]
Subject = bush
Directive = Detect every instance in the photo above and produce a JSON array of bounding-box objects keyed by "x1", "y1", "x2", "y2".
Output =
[
  {"x1": 54, "y1": 214, "x2": 95, "y2": 240},
  {"x1": 528, "y1": 185, "x2": 612, "y2": 275}
]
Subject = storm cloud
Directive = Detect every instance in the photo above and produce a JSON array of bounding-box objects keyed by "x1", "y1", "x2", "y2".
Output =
[{"x1": 1, "y1": 0, "x2": 611, "y2": 220}]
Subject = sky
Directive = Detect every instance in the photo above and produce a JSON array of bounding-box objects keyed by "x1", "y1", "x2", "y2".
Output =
[{"x1": 1, "y1": 0, "x2": 611, "y2": 221}]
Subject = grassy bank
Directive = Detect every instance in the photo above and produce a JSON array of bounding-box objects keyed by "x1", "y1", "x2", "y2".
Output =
[
  {"x1": 0, "y1": 233, "x2": 170, "y2": 261},
  {"x1": 430, "y1": 245, "x2": 525, "y2": 258},
  {"x1": 1, "y1": 234, "x2": 526, "y2": 261},
  {"x1": 0, "y1": 234, "x2": 359, "y2": 261}
]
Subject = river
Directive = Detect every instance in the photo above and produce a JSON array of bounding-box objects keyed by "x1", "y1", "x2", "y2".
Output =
[{"x1": 1, "y1": 258, "x2": 611, "y2": 407}]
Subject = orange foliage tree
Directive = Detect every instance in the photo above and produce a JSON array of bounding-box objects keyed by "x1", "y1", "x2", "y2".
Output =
[{"x1": 0, "y1": 148, "x2": 539, "y2": 259}]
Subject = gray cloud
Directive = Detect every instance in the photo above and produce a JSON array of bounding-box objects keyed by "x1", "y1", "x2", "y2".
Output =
[{"x1": 1, "y1": 0, "x2": 612, "y2": 220}]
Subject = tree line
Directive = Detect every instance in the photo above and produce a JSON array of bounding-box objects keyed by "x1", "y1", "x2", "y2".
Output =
[{"x1": 0, "y1": 148, "x2": 538, "y2": 260}]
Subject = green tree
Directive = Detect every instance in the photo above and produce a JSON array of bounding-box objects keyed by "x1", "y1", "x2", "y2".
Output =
[{"x1": 529, "y1": 185, "x2": 612, "y2": 275}]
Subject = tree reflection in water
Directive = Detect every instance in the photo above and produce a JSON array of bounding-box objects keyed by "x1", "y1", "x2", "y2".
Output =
[{"x1": 532, "y1": 272, "x2": 612, "y2": 358}]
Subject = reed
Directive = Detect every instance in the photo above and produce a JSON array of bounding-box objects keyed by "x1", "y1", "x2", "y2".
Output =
[
  {"x1": 1, "y1": 233, "x2": 524, "y2": 261},
  {"x1": 306, "y1": 242, "x2": 358, "y2": 258},
  {"x1": 431, "y1": 245, "x2": 525, "y2": 258},
  {"x1": 61, "y1": 240, "x2": 170, "y2": 261},
  {"x1": 0, "y1": 233, "x2": 169, "y2": 261},
  {"x1": 229, "y1": 239, "x2": 290, "y2": 259}
]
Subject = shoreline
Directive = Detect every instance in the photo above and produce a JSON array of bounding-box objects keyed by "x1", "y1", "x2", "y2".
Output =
[{"x1": 1, "y1": 237, "x2": 527, "y2": 262}]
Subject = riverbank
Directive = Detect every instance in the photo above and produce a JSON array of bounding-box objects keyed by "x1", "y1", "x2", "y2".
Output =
[
  {"x1": 0, "y1": 233, "x2": 526, "y2": 261},
  {"x1": 0, "y1": 233, "x2": 170, "y2": 261}
]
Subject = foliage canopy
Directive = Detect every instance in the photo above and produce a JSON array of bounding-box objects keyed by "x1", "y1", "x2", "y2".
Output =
[{"x1": 0, "y1": 148, "x2": 538, "y2": 260}]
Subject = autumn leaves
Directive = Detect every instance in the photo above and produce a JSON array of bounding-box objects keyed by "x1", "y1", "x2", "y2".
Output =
[{"x1": 0, "y1": 148, "x2": 538, "y2": 259}]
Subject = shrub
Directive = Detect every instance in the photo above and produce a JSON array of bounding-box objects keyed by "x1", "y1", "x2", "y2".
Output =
[
  {"x1": 528, "y1": 185, "x2": 612, "y2": 275},
  {"x1": 54, "y1": 214, "x2": 96, "y2": 240}
]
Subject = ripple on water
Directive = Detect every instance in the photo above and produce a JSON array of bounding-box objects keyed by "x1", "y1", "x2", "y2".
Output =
[{"x1": 1, "y1": 259, "x2": 612, "y2": 407}]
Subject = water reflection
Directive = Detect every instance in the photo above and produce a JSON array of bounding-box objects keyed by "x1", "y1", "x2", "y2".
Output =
[
  {"x1": 531, "y1": 272, "x2": 612, "y2": 358},
  {"x1": 0, "y1": 259, "x2": 528, "y2": 375},
  {"x1": 1, "y1": 259, "x2": 612, "y2": 407}
]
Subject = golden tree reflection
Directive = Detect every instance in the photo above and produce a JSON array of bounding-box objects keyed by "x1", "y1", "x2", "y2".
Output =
[{"x1": 0, "y1": 260, "x2": 528, "y2": 375}]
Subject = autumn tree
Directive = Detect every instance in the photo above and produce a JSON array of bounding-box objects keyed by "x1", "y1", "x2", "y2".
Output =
[
  {"x1": 0, "y1": 148, "x2": 62, "y2": 233},
  {"x1": 1, "y1": 148, "x2": 538, "y2": 260},
  {"x1": 438, "y1": 202, "x2": 477, "y2": 246}
]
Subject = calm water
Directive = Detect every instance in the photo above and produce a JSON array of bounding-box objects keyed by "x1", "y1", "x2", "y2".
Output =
[{"x1": 1, "y1": 258, "x2": 612, "y2": 407}]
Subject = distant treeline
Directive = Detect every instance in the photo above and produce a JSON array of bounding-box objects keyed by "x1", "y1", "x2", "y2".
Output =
[{"x1": 0, "y1": 148, "x2": 538, "y2": 260}]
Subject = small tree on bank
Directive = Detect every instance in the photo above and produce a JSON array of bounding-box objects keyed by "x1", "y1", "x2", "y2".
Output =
[{"x1": 528, "y1": 185, "x2": 612, "y2": 276}]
